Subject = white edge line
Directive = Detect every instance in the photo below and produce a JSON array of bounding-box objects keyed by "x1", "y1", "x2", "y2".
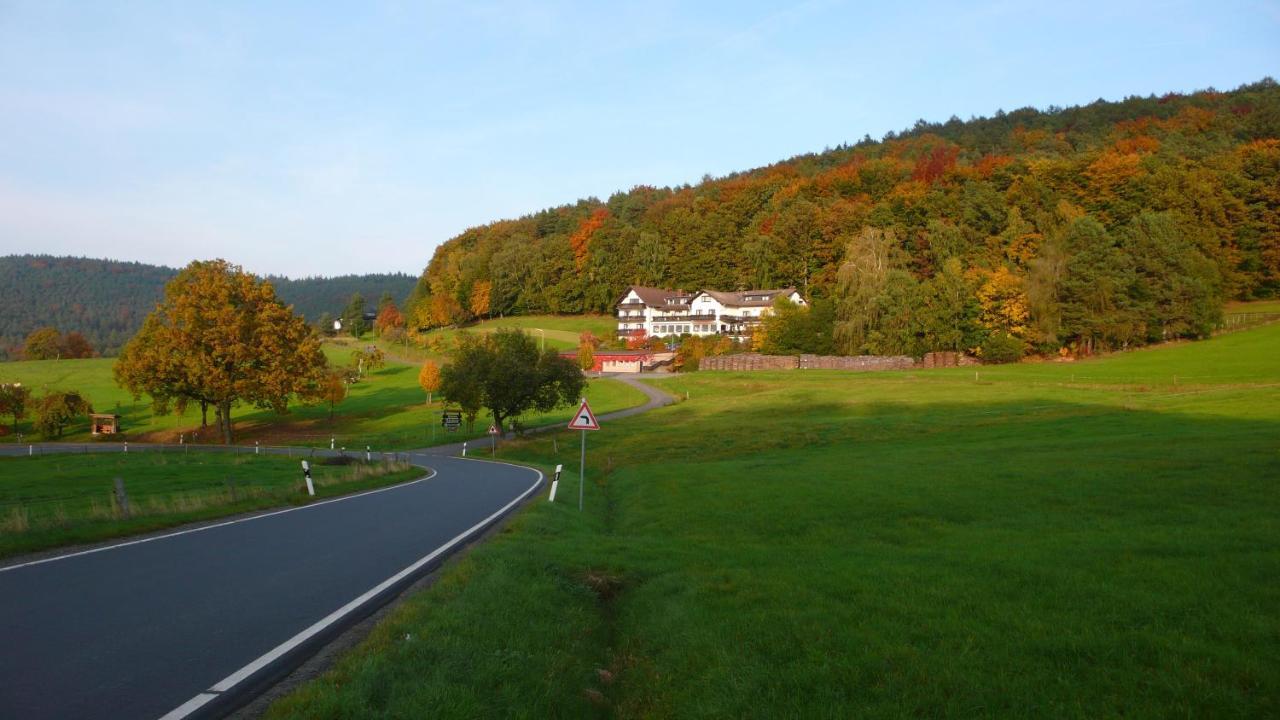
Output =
[
  {"x1": 159, "y1": 460, "x2": 544, "y2": 719},
  {"x1": 0, "y1": 466, "x2": 438, "y2": 574}
]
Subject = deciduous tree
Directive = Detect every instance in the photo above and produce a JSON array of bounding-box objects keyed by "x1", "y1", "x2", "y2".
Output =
[
  {"x1": 61, "y1": 332, "x2": 95, "y2": 359},
  {"x1": 440, "y1": 329, "x2": 585, "y2": 433},
  {"x1": 418, "y1": 360, "x2": 441, "y2": 404},
  {"x1": 34, "y1": 390, "x2": 92, "y2": 439},
  {"x1": 114, "y1": 260, "x2": 327, "y2": 444},
  {"x1": 0, "y1": 383, "x2": 32, "y2": 434},
  {"x1": 469, "y1": 281, "x2": 492, "y2": 319},
  {"x1": 23, "y1": 327, "x2": 62, "y2": 360}
]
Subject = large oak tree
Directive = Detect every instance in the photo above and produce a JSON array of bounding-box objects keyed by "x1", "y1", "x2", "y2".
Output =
[{"x1": 114, "y1": 260, "x2": 327, "y2": 443}]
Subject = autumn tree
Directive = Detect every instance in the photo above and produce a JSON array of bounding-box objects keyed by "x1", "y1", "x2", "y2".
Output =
[
  {"x1": 351, "y1": 346, "x2": 386, "y2": 378},
  {"x1": 34, "y1": 390, "x2": 92, "y2": 439},
  {"x1": 440, "y1": 329, "x2": 585, "y2": 433},
  {"x1": 418, "y1": 360, "x2": 441, "y2": 404},
  {"x1": 23, "y1": 327, "x2": 63, "y2": 360},
  {"x1": 577, "y1": 336, "x2": 595, "y2": 371},
  {"x1": 61, "y1": 332, "x2": 95, "y2": 359},
  {"x1": 314, "y1": 368, "x2": 350, "y2": 421},
  {"x1": 469, "y1": 281, "x2": 492, "y2": 319},
  {"x1": 0, "y1": 383, "x2": 32, "y2": 434},
  {"x1": 114, "y1": 260, "x2": 328, "y2": 444},
  {"x1": 374, "y1": 304, "x2": 404, "y2": 336}
]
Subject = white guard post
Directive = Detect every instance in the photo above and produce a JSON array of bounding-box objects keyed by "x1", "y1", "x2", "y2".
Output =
[
  {"x1": 301, "y1": 460, "x2": 315, "y2": 496},
  {"x1": 549, "y1": 463, "x2": 563, "y2": 502}
]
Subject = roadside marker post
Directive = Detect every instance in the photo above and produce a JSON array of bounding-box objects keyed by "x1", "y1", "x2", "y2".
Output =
[
  {"x1": 124, "y1": 441, "x2": 128, "y2": 454},
  {"x1": 255, "y1": 441, "x2": 260, "y2": 455},
  {"x1": 462, "y1": 442, "x2": 468, "y2": 458},
  {"x1": 566, "y1": 398, "x2": 601, "y2": 511},
  {"x1": 330, "y1": 436, "x2": 335, "y2": 450},
  {"x1": 301, "y1": 460, "x2": 315, "y2": 496},
  {"x1": 366, "y1": 446, "x2": 371, "y2": 462},
  {"x1": 549, "y1": 464, "x2": 563, "y2": 502}
]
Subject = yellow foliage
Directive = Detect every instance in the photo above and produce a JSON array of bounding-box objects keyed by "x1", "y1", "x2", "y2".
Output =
[{"x1": 976, "y1": 267, "x2": 1030, "y2": 338}]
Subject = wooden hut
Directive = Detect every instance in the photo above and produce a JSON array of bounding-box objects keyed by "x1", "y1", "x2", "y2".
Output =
[{"x1": 90, "y1": 413, "x2": 121, "y2": 435}]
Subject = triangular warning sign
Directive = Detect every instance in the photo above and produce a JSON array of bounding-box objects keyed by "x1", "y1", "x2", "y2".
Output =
[{"x1": 567, "y1": 399, "x2": 600, "y2": 430}]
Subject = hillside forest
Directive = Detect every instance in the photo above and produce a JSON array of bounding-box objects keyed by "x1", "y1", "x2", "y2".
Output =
[
  {"x1": 0, "y1": 255, "x2": 416, "y2": 359},
  {"x1": 409, "y1": 79, "x2": 1280, "y2": 358}
]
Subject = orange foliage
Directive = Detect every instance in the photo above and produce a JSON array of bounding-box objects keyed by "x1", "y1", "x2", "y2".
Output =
[
  {"x1": 374, "y1": 305, "x2": 404, "y2": 335},
  {"x1": 569, "y1": 208, "x2": 610, "y2": 269},
  {"x1": 1084, "y1": 150, "x2": 1143, "y2": 193},
  {"x1": 469, "y1": 280, "x2": 491, "y2": 318},
  {"x1": 912, "y1": 144, "x2": 959, "y2": 184},
  {"x1": 1114, "y1": 135, "x2": 1160, "y2": 154},
  {"x1": 973, "y1": 154, "x2": 1012, "y2": 179}
]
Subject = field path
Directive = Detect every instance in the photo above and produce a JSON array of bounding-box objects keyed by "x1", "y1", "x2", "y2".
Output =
[{"x1": 0, "y1": 452, "x2": 540, "y2": 720}]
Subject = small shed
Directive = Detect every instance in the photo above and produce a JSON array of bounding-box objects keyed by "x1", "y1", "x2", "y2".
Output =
[{"x1": 91, "y1": 413, "x2": 121, "y2": 435}]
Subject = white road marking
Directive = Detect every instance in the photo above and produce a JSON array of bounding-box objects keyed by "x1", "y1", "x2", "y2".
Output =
[
  {"x1": 0, "y1": 468, "x2": 438, "y2": 574},
  {"x1": 156, "y1": 693, "x2": 218, "y2": 720},
  {"x1": 158, "y1": 459, "x2": 543, "y2": 719}
]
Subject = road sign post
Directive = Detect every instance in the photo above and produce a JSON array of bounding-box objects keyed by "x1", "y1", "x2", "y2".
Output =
[
  {"x1": 566, "y1": 398, "x2": 601, "y2": 511},
  {"x1": 488, "y1": 424, "x2": 499, "y2": 456}
]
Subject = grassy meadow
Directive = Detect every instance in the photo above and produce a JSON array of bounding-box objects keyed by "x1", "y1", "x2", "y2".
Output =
[
  {"x1": 0, "y1": 451, "x2": 421, "y2": 559},
  {"x1": 268, "y1": 322, "x2": 1280, "y2": 718},
  {"x1": 0, "y1": 329, "x2": 646, "y2": 449}
]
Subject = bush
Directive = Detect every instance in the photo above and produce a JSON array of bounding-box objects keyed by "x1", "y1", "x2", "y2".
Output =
[{"x1": 979, "y1": 333, "x2": 1027, "y2": 364}]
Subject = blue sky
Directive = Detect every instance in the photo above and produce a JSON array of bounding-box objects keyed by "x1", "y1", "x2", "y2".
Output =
[{"x1": 1, "y1": 1, "x2": 1277, "y2": 278}]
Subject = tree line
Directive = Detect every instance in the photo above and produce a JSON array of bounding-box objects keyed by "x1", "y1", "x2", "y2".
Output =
[
  {"x1": 0, "y1": 255, "x2": 416, "y2": 360},
  {"x1": 407, "y1": 79, "x2": 1279, "y2": 358}
]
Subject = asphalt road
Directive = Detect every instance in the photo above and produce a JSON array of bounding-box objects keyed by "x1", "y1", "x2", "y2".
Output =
[{"x1": 0, "y1": 453, "x2": 542, "y2": 720}]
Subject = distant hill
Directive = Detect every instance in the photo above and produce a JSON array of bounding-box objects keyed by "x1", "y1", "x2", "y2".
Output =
[
  {"x1": 410, "y1": 78, "x2": 1280, "y2": 356},
  {"x1": 0, "y1": 256, "x2": 415, "y2": 359}
]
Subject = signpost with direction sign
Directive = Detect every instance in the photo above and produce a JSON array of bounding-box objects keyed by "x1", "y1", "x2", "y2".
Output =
[
  {"x1": 567, "y1": 398, "x2": 600, "y2": 511},
  {"x1": 441, "y1": 411, "x2": 462, "y2": 432}
]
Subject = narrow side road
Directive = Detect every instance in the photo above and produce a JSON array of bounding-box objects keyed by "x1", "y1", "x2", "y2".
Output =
[{"x1": 0, "y1": 453, "x2": 541, "y2": 720}]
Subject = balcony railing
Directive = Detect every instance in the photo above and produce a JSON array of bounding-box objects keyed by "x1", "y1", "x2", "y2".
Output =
[
  {"x1": 719, "y1": 314, "x2": 762, "y2": 324},
  {"x1": 617, "y1": 329, "x2": 646, "y2": 337},
  {"x1": 617, "y1": 302, "x2": 645, "y2": 309}
]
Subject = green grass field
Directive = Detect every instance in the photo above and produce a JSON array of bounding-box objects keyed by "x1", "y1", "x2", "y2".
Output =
[
  {"x1": 0, "y1": 452, "x2": 421, "y2": 559},
  {"x1": 268, "y1": 323, "x2": 1280, "y2": 718},
  {"x1": 410, "y1": 314, "x2": 618, "y2": 352},
  {"x1": 0, "y1": 333, "x2": 646, "y2": 449}
]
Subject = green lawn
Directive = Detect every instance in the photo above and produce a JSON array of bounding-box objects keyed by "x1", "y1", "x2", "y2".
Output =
[
  {"x1": 0, "y1": 452, "x2": 421, "y2": 559},
  {"x1": 416, "y1": 314, "x2": 618, "y2": 352},
  {"x1": 268, "y1": 323, "x2": 1280, "y2": 719},
  {"x1": 0, "y1": 339, "x2": 647, "y2": 449}
]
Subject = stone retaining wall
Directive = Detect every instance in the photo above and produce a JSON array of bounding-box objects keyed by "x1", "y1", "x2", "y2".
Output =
[{"x1": 700, "y1": 352, "x2": 977, "y2": 372}]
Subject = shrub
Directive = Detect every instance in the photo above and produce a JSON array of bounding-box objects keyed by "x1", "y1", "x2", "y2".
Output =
[{"x1": 979, "y1": 333, "x2": 1027, "y2": 364}]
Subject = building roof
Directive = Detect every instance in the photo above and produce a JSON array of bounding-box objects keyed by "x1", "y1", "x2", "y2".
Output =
[
  {"x1": 694, "y1": 287, "x2": 800, "y2": 308},
  {"x1": 619, "y1": 285, "x2": 692, "y2": 308}
]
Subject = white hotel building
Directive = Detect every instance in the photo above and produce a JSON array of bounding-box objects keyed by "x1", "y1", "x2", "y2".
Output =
[{"x1": 616, "y1": 285, "x2": 806, "y2": 342}]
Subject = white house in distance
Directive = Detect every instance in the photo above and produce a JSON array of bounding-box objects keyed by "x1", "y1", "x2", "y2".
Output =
[{"x1": 616, "y1": 285, "x2": 805, "y2": 342}]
